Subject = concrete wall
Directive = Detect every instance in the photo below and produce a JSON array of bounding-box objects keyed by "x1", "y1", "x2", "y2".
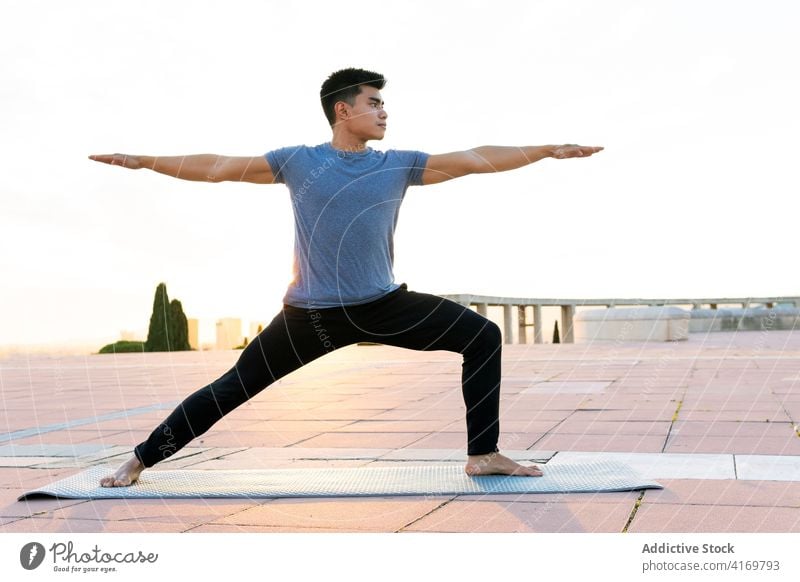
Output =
[
  {"x1": 689, "y1": 306, "x2": 800, "y2": 333},
  {"x1": 575, "y1": 307, "x2": 690, "y2": 342}
]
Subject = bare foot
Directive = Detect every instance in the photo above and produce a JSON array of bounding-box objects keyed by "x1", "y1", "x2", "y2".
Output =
[
  {"x1": 99, "y1": 455, "x2": 144, "y2": 487},
  {"x1": 465, "y1": 452, "x2": 543, "y2": 477}
]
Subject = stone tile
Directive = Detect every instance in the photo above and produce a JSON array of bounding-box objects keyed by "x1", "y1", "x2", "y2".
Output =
[
  {"x1": 209, "y1": 408, "x2": 300, "y2": 421},
  {"x1": 567, "y1": 409, "x2": 676, "y2": 422},
  {"x1": 86, "y1": 419, "x2": 168, "y2": 432},
  {"x1": 46, "y1": 498, "x2": 262, "y2": 525},
  {"x1": 294, "y1": 432, "x2": 430, "y2": 449},
  {"x1": 683, "y1": 401, "x2": 787, "y2": 412},
  {"x1": 531, "y1": 434, "x2": 666, "y2": 453},
  {"x1": 678, "y1": 410, "x2": 792, "y2": 422},
  {"x1": 0, "y1": 516, "x2": 188, "y2": 533},
  {"x1": 628, "y1": 503, "x2": 800, "y2": 533},
  {"x1": 231, "y1": 420, "x2": 357, "y2": 432},
  {"x1": 0, "y1": 488, "x2": 88, "y2": 518},
  {"x1": 300, "y1": 399, "x2": 411, "y2": 410},
  {"x1": 403, "y1": 498, "x2": 634, "y2": 533},
  {"x1": 184, "y1": 458, "x2": 368, "y2": 470},
  {"x1": 75, "y1": 446, "x2": 136, "y2": 461},
  {"x1": 505, "y1": 393, "x2": 588, "y2": 405},
  {"x1": 0, "y1": 467, "x2": 76, "y2": 489},
  {"x1": 195, "y1": 431, "x2": 323, "y2": 448},
  {"x1": 736, "y1": 455, "x2": 800, "y2": 481},
  {"x1": 377, "y1": 449, "x2": 556, "y2": 462},
  {"x1": 670, "y1": 421, "x2": 795, "y2": 437},
  {"x1": 186, "y1": 523, "x2": 362, "y2": 533},
  {"x1": 549, "y1": 452, "x2": 736, "y2": 480},
  {"x1": 0, "y1": 444, "x2": 109, "y2": 457},
  {"x1": 210, "y1": 497, "x2": 447, "y2": 531},
  {"x1": 521, "y1": 381, "x2": 612, "y2": 394},
  {"x1": 494, "y1": 420, "x2": 562, "y2": 433},
  {"x1": 400, "y1": 399, "x2": 465, "y2": 412},
  {"x1": 456, "y1": 489, "x2": 640, "y2": 504},
  {"x1": 507, "y1": 449, "x2": 558, "y2": 461},
  {"x1": 379, "y1": 449, "x2": 466, "y2": 461},
  {"x1": 403, "y1": 432, "x2": 471, "y2": 449},
  {"x1": 277, "y1": 408, "x2": 388, "y2": 421},
  {"x1": 244, "y1": 447, "x2": 392, "y2": 460},
  {"x1": 502, "y1": 433, "x2": 554, "y2": 450},
  {"x1": 642, "y1": 479, "x2": 800, "y2": 507},
  {"x1": 498, "y1": 376, "x2": 554, "y2": 387},
  {"x1": 322, "y1": 408, "x2": 453, "y2": 422},
  {"x1": 330, "y1": 420, "x2": 457, "y2": 433},
  {"x1": 150, "y1": 448, "x2": 250, "y2": 469},
  {"x1": 364, "y1": 460, "x2": 465, "y2": 469},
  {"x1": 0, "y1": 457, "x2": 59, "y2": 468},
  {"x1": 497, "y1": 406, "x2": 575, "y2": 420},
  {"x1": 26, "y1": 459, "x2": 104, "y2": 470},
  {"x1": 73, "y1": 432, "x2": 152, "y2": 446},
  {"x1": 551, "y1": 420, "x2": 672, "y2": 436},
  {"x1": 665, "y1": 436, "x2": 800, "y2": 455}
]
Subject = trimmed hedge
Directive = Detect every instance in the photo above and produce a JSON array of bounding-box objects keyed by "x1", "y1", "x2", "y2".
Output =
[{"x1": 98, "y1": 340, "x2": 146, "y2": 354}]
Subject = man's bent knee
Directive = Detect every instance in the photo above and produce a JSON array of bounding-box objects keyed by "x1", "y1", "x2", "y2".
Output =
[{"x1": 479, "y1": 319, "x2": 502, "y2": 348}]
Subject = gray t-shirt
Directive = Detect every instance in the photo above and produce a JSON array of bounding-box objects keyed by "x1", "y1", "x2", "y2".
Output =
[{"x1": 264, "y1": 143, "x2": 429, "y2": 308}]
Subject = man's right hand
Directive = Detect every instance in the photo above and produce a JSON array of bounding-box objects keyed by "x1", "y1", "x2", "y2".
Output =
[{"x1": 88, "y1": 153, "x2": 144, "y2": 169}]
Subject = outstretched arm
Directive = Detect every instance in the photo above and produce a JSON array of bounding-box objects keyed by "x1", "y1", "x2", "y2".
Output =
[
  {"x1": 420, "y1": 144, "x2": 603, "y2": 186},
  {"x1": 88, "y1": 153, "x2": 275, "y2": 184}
]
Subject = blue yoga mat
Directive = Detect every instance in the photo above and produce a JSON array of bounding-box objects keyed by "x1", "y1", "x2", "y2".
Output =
[{"x1": 19, "y1": 461, "x2": 661, "y2": 500}]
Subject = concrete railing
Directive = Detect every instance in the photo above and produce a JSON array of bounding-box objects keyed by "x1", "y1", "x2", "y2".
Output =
[{"x1": 439, "y1": 294, "x2": 800, "y2": 344}]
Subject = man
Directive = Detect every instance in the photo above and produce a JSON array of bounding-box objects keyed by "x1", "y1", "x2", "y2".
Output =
[{"x1": 90, "y1": 67, "x2": 602, "y2": 487}]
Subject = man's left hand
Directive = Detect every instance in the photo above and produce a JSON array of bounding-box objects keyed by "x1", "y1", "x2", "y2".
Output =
[{"x1": 551, "y1": 145, "x2": 604, "y2": 159}]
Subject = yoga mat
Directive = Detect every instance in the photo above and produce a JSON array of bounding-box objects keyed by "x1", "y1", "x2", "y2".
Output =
[{"x1": 19, "y1": 461, "x2": 661, "y2": 500}]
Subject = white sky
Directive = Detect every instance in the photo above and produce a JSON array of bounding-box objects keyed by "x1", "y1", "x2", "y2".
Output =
[{"x1": 1, "y1": 0, "x2": 798, "y2": 350}]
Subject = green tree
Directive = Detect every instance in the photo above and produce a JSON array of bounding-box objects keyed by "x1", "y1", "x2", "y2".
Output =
[
  {"x1": 168, "y1": 298, "x2": 191, "y2": 351},
  {"x1": 144, "y1": 283, "x2": 191, "y2": 352},
  {"x1": 145, "y1": 282, "x2": 171, "y2": 352}
]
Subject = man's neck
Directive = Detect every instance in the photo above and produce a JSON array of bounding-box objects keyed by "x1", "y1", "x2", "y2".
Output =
[{"x1": 330, "y1": 132, "x2": 369, "y2": 153}]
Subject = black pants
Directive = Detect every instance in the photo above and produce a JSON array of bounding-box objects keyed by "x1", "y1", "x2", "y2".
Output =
[{"x1": 134, "y1": 283, "x2": 503, "y2": 467}]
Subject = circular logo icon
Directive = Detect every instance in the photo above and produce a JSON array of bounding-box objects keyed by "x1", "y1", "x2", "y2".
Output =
[{"x1": 20, "y1": 542, "x2": 46, "y2": 570}]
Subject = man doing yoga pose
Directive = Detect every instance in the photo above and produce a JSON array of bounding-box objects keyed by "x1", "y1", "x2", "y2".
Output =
[{"x1": 90, "y1": 67, "x2": 603, "y2": 487}]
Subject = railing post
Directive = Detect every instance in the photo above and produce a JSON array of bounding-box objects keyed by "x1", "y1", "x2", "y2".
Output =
[
  {"x1": 517, "y1": 305, "x2": 527, "y2": 344},
  {"x1": 477, "y1": 303, "x2": 488, "y2": 317},
  {"x1": 533, "y1": 304, "x2": 543, "y2": 344},
  {"x1": 561, "y1": 304, "x2": 575, "y2": 343},
  {"x1": 503, "y1": 304, "x2": 514, "y2": 344}
]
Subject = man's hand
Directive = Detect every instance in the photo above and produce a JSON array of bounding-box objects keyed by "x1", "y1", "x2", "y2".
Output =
[
  {"x1": 550, "y1": 144, "x2": 604, "y2": 159},
  {"x1": 88, "y1": 153, "x2": 144, "y2": 169}
]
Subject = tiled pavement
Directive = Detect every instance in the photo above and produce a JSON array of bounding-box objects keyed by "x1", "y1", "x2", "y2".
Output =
[{"x1": 1, "y1": 329, "x2": 799, "y2": 533}]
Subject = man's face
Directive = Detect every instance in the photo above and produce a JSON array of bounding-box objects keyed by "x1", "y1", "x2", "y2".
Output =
[{"x1": 339, "y1": 85, "x2": 388, "y2": 140}]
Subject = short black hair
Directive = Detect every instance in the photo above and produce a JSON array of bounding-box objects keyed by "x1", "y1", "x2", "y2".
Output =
[{"x1": 320, "y1": 68, "x2": 386, "y2": 126}]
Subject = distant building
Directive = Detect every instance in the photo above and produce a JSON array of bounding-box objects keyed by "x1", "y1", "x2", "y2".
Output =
[
  {"x1": 216, "y1": 318, "x2": 243, "y2": 350},
  {"x1": 249, "y1": 321, "x2": 269, "y2": 341},
  {"x1": 187, "y1": 318, "x2": 199, "y2": 350}
]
